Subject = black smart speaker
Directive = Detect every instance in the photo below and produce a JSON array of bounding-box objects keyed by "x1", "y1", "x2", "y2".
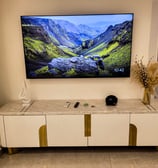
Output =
[{"x1": 105, "y1": 95, "x2": 118, "y2": 106}]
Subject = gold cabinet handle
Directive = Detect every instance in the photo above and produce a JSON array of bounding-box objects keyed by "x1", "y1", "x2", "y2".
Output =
[
  {"x1": 129, "y1": 124, "x2": 137, "y2": 146},
  {"x1": 84, "y1": 114, "x2": 91, "y2": 137},
  {"x1": 39, "y1": 125, "x2": 48, "y2": 147}
]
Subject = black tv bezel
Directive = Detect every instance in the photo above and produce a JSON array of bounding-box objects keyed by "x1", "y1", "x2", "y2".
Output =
[{"x1": 20, "y1": 13, "x2": 134, "y2": 79}]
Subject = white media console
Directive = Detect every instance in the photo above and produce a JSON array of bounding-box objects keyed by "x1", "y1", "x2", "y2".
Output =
[{"x1": 0, "y1": 99, "x2": 158, "y2": 153}]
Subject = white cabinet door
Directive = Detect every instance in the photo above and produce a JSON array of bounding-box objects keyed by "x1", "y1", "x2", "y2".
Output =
[
  {"x1": 130, "y1": 114, "x2": 158, "y2": 146},
  {"x1": 46, "y1": 115, "x2": 87, "y2": 146},
  {"x1": 88, "y1": 114, "x2": 130, "y2": 146},
  {"x1": 0, "y1": 116, "x2": 6, "y2": 147},
  {"x1": 4, "y1": 116, "x2": 46, "y2": 147}
]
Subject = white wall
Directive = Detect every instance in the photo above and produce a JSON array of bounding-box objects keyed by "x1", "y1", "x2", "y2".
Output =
[
  {"x1": 0, "y1": 0, "x2": 152, "y2": 101},
  {"x1": 0, "y1": 1, "x2": 6, "y2": 105},
  {"x1": 149, "y1": 0, "x2": 158, "y2": 60}
]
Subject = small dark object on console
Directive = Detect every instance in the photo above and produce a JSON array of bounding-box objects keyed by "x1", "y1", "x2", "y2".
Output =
[
  {"x1": 105, "y1": 95, "x2": 118, "y2": 106},
  {"x1": 74, "y1": 102, "x2": 80, "y2": 108}
]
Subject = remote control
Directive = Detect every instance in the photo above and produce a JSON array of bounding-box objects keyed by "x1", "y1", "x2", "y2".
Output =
[{"x1": 74, "y1": 102, "x2": 80, "y2": 108}]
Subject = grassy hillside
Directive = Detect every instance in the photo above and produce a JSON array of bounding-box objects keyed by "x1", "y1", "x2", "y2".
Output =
[
  {"x1": 85, "y1": 41, "x2": 119, "y2": 57},
  {"x1": 100, "y1": 44, "x2": 131, "y2": 76},
  {"x1": 24, "y1": 37, "x2": 76, "y2": 62}
]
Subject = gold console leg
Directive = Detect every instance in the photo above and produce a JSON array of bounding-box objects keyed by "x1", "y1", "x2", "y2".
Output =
[{"x1": 8, "y1": 148, "x2": 19, "y2": 155}]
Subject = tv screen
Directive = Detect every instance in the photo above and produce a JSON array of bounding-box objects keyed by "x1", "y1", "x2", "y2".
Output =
[{"x1": 21, "y1": 13, "x2": 134, "y2": 78}]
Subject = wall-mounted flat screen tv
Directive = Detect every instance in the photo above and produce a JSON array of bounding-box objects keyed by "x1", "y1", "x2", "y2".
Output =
[{"x1": 21, "y1": 13, "x2": 134, "y2": 78}]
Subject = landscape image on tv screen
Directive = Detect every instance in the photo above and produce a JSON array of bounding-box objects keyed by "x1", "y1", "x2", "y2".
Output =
[{"x1": 21, "y1": 14, "x2": 134, "y2": 78}]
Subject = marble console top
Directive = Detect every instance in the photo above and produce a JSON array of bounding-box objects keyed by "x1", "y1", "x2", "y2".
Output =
[
  {"x1": 150, "y1": 100, "x2": 158, "y2": 110},
  {"x1": 0, "y1": 101, "x2": 27, "y2": 115},
  {"x1": 0, "y1": 99, "x2": 157, "y2": 115}
]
